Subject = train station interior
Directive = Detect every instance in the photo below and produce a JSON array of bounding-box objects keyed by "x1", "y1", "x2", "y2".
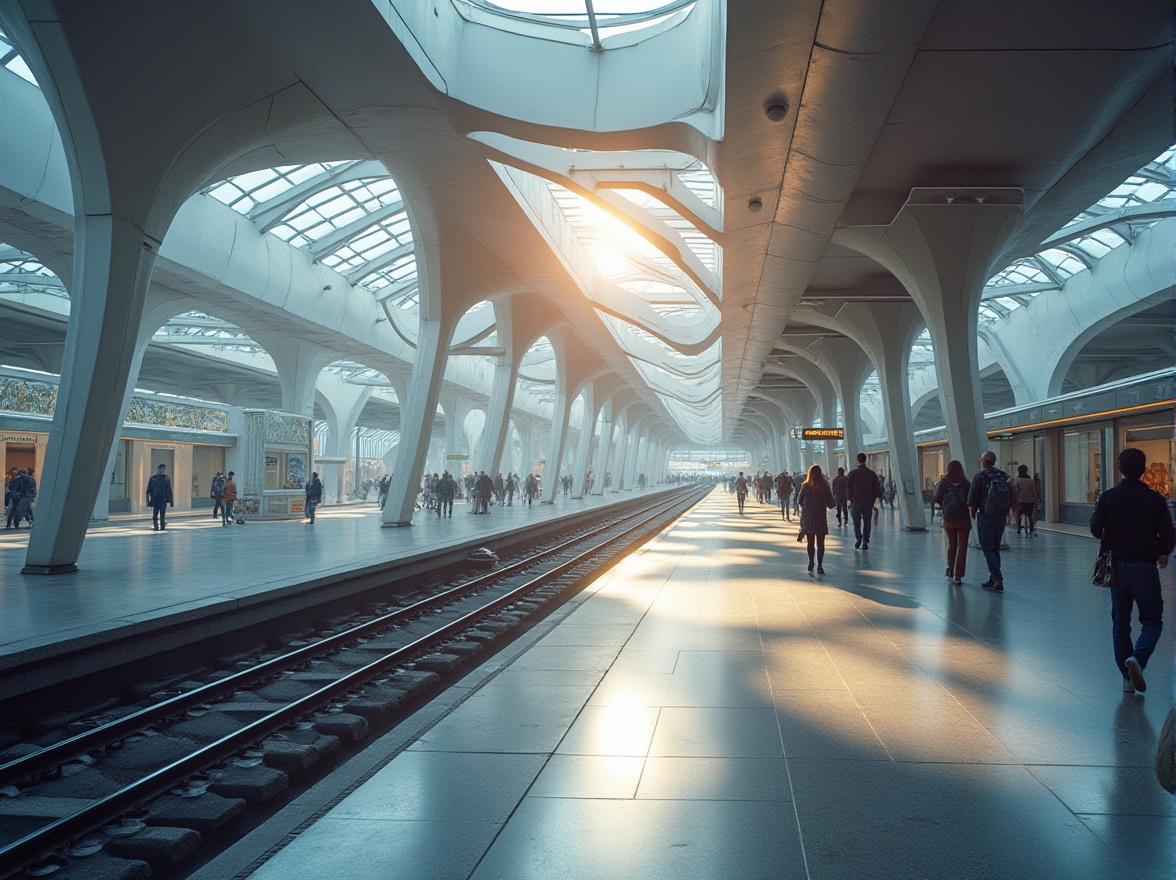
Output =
[{"x1": 0, "y1": 2, "x2": 1172, "y2": 878}]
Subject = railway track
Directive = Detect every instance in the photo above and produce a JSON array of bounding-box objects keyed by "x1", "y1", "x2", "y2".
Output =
[{"x1": 0, "y1": 485, "x2": 707, "y2": 879}]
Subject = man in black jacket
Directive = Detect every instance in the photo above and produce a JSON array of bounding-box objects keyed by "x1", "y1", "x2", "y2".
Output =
[
  {"x1": 1090, "y1": 447, "x2": 1175, "y2": 694},
  {"x1": 845, "y1": 453, "x2": 883, "y2": 549}
]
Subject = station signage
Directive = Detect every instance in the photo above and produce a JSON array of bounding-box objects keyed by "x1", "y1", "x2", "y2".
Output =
[
  {"x1": 0, "y1": 434, "x2": 39, "y2": 444},
  {"x1": 801, "y1": 428, "x2": 844, "y2": 440},
  {"x1": 445, "y1": 453, "x2": 469, "y2": 460}
]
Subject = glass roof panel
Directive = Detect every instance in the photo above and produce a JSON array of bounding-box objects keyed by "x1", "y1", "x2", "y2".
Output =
[
  {"x1": 269, "y1": 178, "x2": 404, "y2": 247},
  {"x1": 472, "y1": 1, "x2": 695, "y2": 41},
  {"x1": 981, "y1": 145, "x2": 1175, "y2": 326},
  {"x1": 0, "y1": 28, "x2": 37, "y2": 85},
  {"x1": 204, "y1": 163, "x2": 349, "y2": 214}
]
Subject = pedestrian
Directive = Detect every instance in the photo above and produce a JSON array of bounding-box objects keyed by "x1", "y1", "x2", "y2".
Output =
[
  {"x1": 305, "y1": 471, "x2": 323, "y2": 523},
  {"x1": 735, "y1": 471, "x2": 748, "y2": 514},
  {"x1": 145, "y1": 463, "x2": 173, "y2": 531},
  {"x1": 797, "y1": 464, "x2": 835, "y2": 574},
  {"x1": 210, "y1": 471, "x2": 226, "y2": 520},
  {"x1": 845, "y1": 453, "x2": 883, "y2": 550},
  {"x1": 1012, "y1": 464, "x2": 1039, "y2": 536},
  {"x1": 831, "y1": 466, "x2": 848, "y2": 527},
  {"x1": 968, "y1": 450, "x2": 1013, "y2": 592},
  {"x1": 437, "y1": 470, "x2": 456, "y2": 517},
  {"x1": 524, "y1": 473, "x2": 539, "y2": 506},
  {"x1": 5, "y1": 468, "x2": 27, "y2": 529},
  {"x1": 17, "y1": 468, "x2": 36, "y2": 527},
  {"x1": 933, "y1": 460, "x2": 972, "y2": 585},
  {"x1": 221, "y1": 471, "x2": 238, "y2": 525},
  {"x1": 774, "y1": 470, "x2": 794, "y2": 521},
  {"x1": 1090, "y1": 447, "x2": 1174, "y2": 694}
]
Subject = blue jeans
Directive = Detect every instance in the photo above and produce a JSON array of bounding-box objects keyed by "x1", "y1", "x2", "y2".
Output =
[
  {"x1": 306, "y1": 499, "x2": 318, "y2": 521},
  {"x1": 780, "y1": 495, "x2": 791, "y2": 519},
  {"x1": 851, "y1": 503, "x2": 874, "y2": 545},
  {"x1": 975, "y1": 514, "x2": 1005, "y2": 582},
  {"x1": 1110, "y1": 561, "x2": 1164, "y2": 677},
  {"x1": 835, "y1": 499, "x2": 848, "y2": 525}
]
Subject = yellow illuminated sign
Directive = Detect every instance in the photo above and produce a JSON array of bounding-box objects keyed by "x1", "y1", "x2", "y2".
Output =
[{"x1": 801, "y1": 428, "x2": 844, "y2": 440}]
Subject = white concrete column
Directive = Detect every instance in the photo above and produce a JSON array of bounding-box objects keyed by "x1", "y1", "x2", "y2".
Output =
[
  {"x1": 836, "y1": 301, "x2": 927, "y2": 530},
  {"x1": 382, "y1": 318, "x2": 455, "y2": 525},
  {"x1": 837, "y1": 194, "x2": 1022, "y2": 466},
  {"x1": 811, "y1": 336, "x2": 873, "y2": 468},
  {"x1": 591, "y1": 403, "x2": 614, "y2": 496},
  {"x1": 570, "y1": 389, "x2": 598, "y2": 499},
  {"x1": 260, "y1": 337, "x2": 333, "y2": 418},
  {"x1": 25, "y1": 215, "x2": 160, "y2": 573},
  {"x1": 476, "y1": 354, "x2": 518, "y2": 474},
  {"x1": 519, "y1": 421, "x2": 536, "y2": 476},
  {"x1": 541, "y1": 384, "x2": 573, "y2": 505},
  {"x1": 621, "y1": 422, "x2": 643, "y2": 491}
]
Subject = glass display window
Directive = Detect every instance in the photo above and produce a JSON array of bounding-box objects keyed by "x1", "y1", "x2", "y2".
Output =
[
  {"x1": 191, "y1": 445, "x2": 225, "y2": 499},
  {"x1": 919, "y1": 444, "x2": 947, "y2": 493},
  {"x1": 109, "y1": 439, "x2": 129, "y2": 501},
  {"x1": 1063, "y1": 430, "x2": 1103, "y2": 504},
  {"x1": 265, "y1": 451, "x2": 308, "y2": 490},
  {"x1": 1120, "y1": 422, "x2": 1174, "y2": 503}
]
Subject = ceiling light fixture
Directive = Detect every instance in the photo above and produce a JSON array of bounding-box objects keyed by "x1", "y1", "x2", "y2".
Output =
[
  {"x1": 764, "y1": 101, "x2": 789, "y2": 122},
  {"x1": 748, "y1": 197, "x2": 764, "y2": 213}
]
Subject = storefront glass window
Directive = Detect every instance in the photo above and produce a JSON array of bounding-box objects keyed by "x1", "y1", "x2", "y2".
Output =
[
  {"x1": 109, "y1": 440, "x2": 128, "y2": 501},
  {"x1": 1122, "y1": 423, "x2": 1174, "y2": 504},
  {"x1": 919, "y1": 445, "x2": 947, "y2": 492},
  {"x1": 1063, "y1": 430, "x2": 1102, "y2": 504},
  {"x1": 192, "y1": 446, "x2": 225, "y2": 499},
  {"x1": 265, "y1": 451, "x2": 308, "y2": 490}
]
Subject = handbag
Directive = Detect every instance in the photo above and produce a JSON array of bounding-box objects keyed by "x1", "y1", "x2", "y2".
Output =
[{"x1": 1092, "y1": 540, "x2": 1115, "y2": 587}]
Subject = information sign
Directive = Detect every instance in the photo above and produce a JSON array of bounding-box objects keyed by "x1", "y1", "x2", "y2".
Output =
[{"x1": 801, "y1": 428, "x2": 844, "y2": 440}]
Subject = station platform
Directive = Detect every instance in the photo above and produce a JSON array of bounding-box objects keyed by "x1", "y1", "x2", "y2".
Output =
[
  {"x1": 0, "y1": 488, "x2": 674, "y2": 696},
  {"x1": 216, "y1": 490, "x2": 1173, "y2": 880}
]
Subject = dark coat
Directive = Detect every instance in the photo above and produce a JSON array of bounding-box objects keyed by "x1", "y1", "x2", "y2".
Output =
[
  {"x1": 798, "y1": 482, "x2": 835, "y2": 536},
  {"x1": 305, "y1": 478, "x2": 322, "y2": 503},
  {"x1": 845, "y1": 464, "x2": 882, "y2": 507},
  {"x1": 146, "y1": 473, "x2": 173, "y2": 508}
]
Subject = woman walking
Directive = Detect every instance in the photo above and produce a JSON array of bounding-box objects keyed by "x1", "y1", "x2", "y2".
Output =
[
  {"x1": 933, "y1": 460, "x2": 972, "y2": 584},
  {"x1": 797, "y1": 464, "x2": 835, "y2": 574}
]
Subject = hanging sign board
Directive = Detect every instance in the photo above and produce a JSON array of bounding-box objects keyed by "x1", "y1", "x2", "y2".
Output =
[
  {"x1": 445, "y1": 454, "x2": 469, "y2": 460},
  {"x1": 801, "y1": 428, "x2": 844, "y2": 440}
]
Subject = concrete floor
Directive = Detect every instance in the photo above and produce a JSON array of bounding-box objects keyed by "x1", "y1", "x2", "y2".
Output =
[{"x1": 241, "y1": 490, "x2": 1174, "y2": 880}]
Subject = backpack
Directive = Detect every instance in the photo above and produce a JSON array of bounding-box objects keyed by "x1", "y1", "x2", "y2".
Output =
[
  {"x1": 982, "y1": 471, "x2": 1013, "y2": 516},
  {"x1": 941, "y1": 483, "x2": 968, "y2": 521}
]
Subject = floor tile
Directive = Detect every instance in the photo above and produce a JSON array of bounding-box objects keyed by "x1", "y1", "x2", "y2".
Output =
[
  {"x1": 529, "y1": 755, "x2": 645, "y2": 799},
  {"x1": 471, "y1": 797, "x2": 806, "y2": 880},
  {"x1": 648, "y1": 707, "x2": 783, "y2": 758},
  {"x1": 636, "y1": 756, "x2": 792, "y2": 802},
  {"x1": 556, "y1": 705, "x2": 661, "y2": 756}
]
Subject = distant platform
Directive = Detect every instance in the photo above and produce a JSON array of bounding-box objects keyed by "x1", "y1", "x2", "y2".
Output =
[
  {"x1": 210, "y1": 493, "x2": 1173, "y2": 880},
  {"x1": 0, "y1": 488, "x2": 677, "y2": 698}
]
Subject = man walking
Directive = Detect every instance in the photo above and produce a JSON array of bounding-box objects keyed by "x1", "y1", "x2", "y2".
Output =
[
  {"x1": 5, "y1": 469, "x2": 27, "y2": 529},
  {"x1": 735, "y1": 471, "x2": 748, "y2": 514},
  {"x1": 845, "y1": 453, "x2": 883, "y2": 549},
  {"x1": 775, "y1": 470, "x2": 794, "y2": 521},
  {"x1": 1090, "y1": 447, "x2": 1174, "y2": 693},
  {"x1": 221, "y1": 471, "x2": 238, "y2": 525},
  {"x1": 210, "y1": 471, "x2": 226, "y2": 520},
  {"x1": 146, "y1": 463, "x2": 174, "y2": 531},
  {"x1": 831, "y1": 466, "x2": 848, "y2": 527},
  {"x1": 305, "y1": 471, "x2": 323, "y2": 523},
  {"x1": 969, "y1": 451, "x2": 1013, "y2": 592}
]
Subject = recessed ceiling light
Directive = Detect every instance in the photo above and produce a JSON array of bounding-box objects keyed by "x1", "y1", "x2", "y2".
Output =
[
  {"x1": 748, "y1": 198, "x2": 764, "y2": 213},
  {"x1": 765, "y1": 101, "x2": 789, "y2": 122}
]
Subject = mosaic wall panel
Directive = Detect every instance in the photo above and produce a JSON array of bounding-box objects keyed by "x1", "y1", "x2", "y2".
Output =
[
  {"x1": 125, "y1": 399, "x2": 228, "y2": 432},
  {"x1": 266, "y1": 413, "x2": 311, "y2": 445},
  {"x1": 0, "y1": 377, "x2": 57, "y2": 416}
]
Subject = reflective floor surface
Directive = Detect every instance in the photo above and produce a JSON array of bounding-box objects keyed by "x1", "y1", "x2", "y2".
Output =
[{"x1": 243, "y1": 491, "x2": 1175, "y2": 880}]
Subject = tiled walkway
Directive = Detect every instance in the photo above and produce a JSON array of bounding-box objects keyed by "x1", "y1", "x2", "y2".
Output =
[
  {"x1": 241, "y1": 490, "x2": 1174, "y2": 880},
  {"x1": 0, "y1": 490, "x2": 661, "y2": 664}
]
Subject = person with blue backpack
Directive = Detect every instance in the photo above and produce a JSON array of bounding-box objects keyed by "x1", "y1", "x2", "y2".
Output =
[
  {"x1": 968, "y1": 450, "x2": 1014, "y2": 592},
  {"x1": 933, "y1": 460, "x2": 972, "y2": 585}
]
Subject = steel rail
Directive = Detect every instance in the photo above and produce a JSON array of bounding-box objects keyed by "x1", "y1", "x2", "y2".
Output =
[
  {"x1": 0, "y1": 488, "x2": 692, "y2": 791},
  {"x1": 0, "y1": 486, "x2": 706, "y2": 877}
]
